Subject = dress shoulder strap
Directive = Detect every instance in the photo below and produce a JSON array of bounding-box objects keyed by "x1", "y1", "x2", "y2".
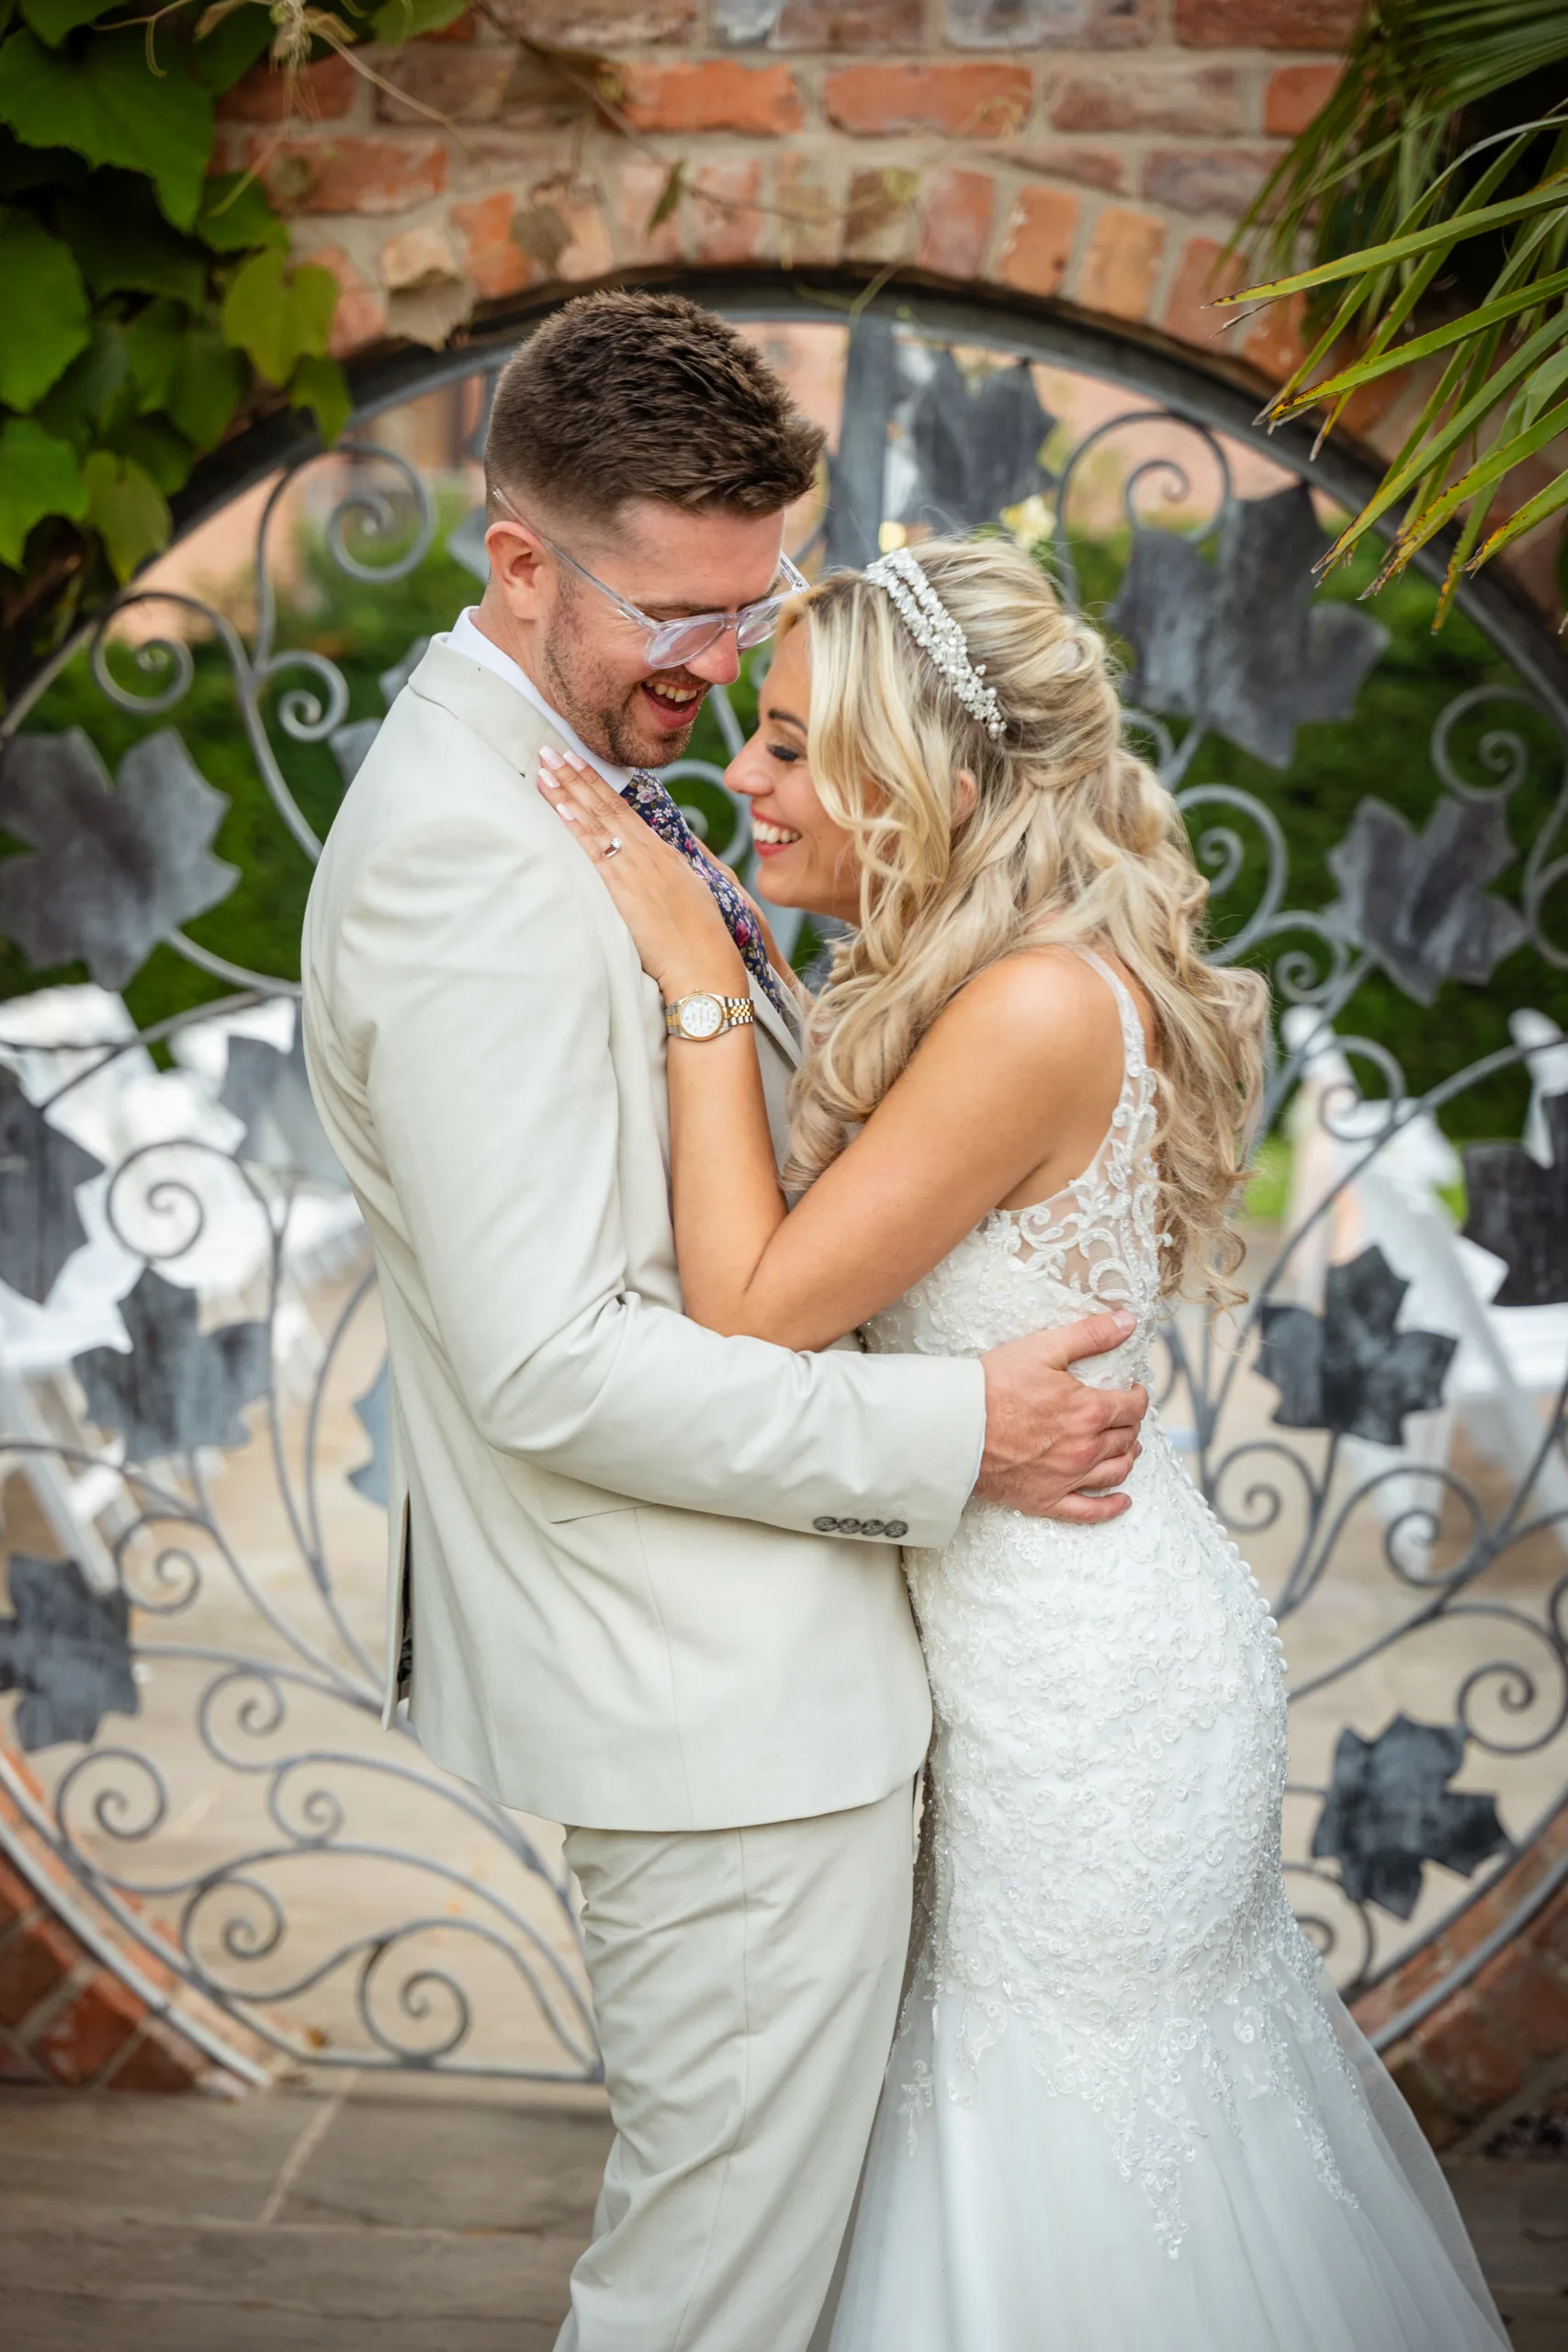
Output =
[{"x1": 1069, "y1": 945, "x2": 1148, "y2": 1085}]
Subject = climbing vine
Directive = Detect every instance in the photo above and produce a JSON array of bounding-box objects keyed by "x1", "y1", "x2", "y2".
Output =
[
  {"x1": 0, "y1": 0, "x2": 1026, "y2": 696},
  {"x1": 0, "y1": 0, "x2": 472, "y2": 693}
]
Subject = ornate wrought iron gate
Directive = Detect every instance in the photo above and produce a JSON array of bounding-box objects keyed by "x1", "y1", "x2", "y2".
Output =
[{"x1": 0, "y1": 278, "x2": 1564, "y2": 2083}]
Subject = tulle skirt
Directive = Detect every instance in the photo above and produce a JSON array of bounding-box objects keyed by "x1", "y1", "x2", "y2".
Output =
[{"x1": 824, "y1": 1976, "x2": 1509, "y2": 2352}]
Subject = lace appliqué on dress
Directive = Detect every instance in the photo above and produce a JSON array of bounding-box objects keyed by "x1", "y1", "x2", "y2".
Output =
[{"x1": 867, "y1": 951, "x2": 1365, "y2": 2259}]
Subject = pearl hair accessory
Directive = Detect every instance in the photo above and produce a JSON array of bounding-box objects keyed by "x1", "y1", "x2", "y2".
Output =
[{"x1": 863, "y1": 547, "x2": 1006, "y2": 741}]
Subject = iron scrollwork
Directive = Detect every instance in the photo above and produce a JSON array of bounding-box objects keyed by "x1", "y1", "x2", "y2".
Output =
[{"x1": 0, "y1": 295, "x2": 1562, "y2": 2078}]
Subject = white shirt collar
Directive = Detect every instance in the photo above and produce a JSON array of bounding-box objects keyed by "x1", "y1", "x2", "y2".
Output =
[{"x1": 443, "y1": 607, "x2": 633, "y2": 789}]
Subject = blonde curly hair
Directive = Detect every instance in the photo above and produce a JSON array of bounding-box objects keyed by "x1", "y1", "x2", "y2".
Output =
[{"x1": 781, "y1": 537, "x2": 1269, "y2": 1309}]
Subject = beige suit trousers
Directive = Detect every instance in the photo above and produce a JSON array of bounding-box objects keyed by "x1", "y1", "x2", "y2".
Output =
[{"x1": 556, "y1": 1785, "x2": 915, "y2": 2352}]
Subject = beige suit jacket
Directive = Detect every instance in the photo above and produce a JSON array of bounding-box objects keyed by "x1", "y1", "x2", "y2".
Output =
[{"x1": 300, "y1": 639, "x2": 985, "y2": 1830}]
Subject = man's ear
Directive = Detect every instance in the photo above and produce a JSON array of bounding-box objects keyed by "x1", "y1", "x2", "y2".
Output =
[
  {"x1": 953, "y1": 768, "x2": 978, "y2": 828},
  {"x1": 485, "y1": 515, "x2": 547, "y2": 615}
]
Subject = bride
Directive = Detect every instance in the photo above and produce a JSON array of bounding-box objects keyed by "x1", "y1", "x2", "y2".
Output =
[{"x1": 536, "y1": 536, "x2": 1507, "y2": 2351}]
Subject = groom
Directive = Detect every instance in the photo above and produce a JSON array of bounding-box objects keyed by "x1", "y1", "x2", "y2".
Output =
[{"x1": 302, "y1": 290, "x2": 1147, "y2": 2351}]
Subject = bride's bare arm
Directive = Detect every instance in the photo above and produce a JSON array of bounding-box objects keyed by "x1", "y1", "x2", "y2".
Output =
[
  {"x1": 672, "y1": 955, "x2": 1126, "y2": 1347},
  {"x1": 540, "y1": 749, "x2": 1127, "y2": 1351}
]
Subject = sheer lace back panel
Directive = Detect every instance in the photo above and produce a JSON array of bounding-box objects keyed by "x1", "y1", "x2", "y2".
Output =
[{"x1": 865, "y1": 947, "x2": 1163, "y2": 1387}]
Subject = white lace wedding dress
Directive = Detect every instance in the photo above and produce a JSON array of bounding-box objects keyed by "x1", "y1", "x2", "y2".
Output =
[{"x1": 828, "y1": 949, "x2": 1508, "y2": 2352}]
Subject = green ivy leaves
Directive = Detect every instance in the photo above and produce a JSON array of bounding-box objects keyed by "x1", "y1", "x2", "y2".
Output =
[
  {"x1": 195, "y1": 170, "x2": 290, "y2": 254},
  {"x1": 0, "y1": 413, "x2": 86, "y2": 566},
  {"x1": 367, "y1": 0, "x2": 470, "y2": 42},
  {"x1": 20, "y1": 0, "x2": 127, "y2": 46},
  {"x1": 0, "y1": 202, "x2": 88, "y2": 403},
  {"x1": 82, "y1": 446, "x2": 168, "y2": 578},
  {"x1": 163, "y1": 327, "x2": 248, "y2": 447},
  {"x1": 59, "y1": 187, "x2": 209, "y2": 306},
  {"x1": 288, "y1": 349, "x2": 349, "y2": 442},
  {"x1": 221, "y1": 250, "x2": 336, "y2": 385},
  {"x1": 219, "y1": 247, "x2": 348, "y2": 439},
  {"x1": 1, "y1": 4, "x2": 361, "y2": 662},
  {"x1": 0, "y1": 28, "x2": 214, "y2": 228}
]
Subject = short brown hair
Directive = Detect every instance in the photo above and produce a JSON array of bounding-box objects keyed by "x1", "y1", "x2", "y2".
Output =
[{"x1": 484, "y1": 289, "x2": 824, "y2": 523}]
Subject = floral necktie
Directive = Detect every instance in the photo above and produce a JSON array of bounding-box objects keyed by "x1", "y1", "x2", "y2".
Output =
[{"x1": 622, "y1": 769, "x2": 795, "y2": 1024}]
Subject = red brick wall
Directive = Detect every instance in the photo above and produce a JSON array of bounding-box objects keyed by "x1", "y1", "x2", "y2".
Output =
[
  {"x1": 1356, "y1": 1802, "x2": 1568, "y2": 2153},
  {"x1": 219, "y1": 0, "x2": 1358, "y2": 381},
  {"x1": 0, "y1": 1760, "x2": 266, "y2": 2095}
]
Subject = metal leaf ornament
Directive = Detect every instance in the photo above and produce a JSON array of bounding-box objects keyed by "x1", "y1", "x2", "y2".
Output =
[
  {"x1": 1461, "y1": 1092, "x2": 1568, "y2": 1307},
  {"x1": 897, "y1": 354, "x2": 1056, "y2": 532},
  {"x1": 1325, "y1": 794, "x2": 1528, "y2": 1007},
  {"x1": 1109, "y1": 483, "x2": 1387, "y2": 769},
  {"x1": 220, "y1": 1024, "x2": 344, "y2": 1187},
  {"x1": 0, "y1": 1555, "x2": 137, "y2": 1752},
  {"x1": 330, "y1": 636, "x2": 431, "y2": 786},
  {"x1": 1311, "y1": 1715, "x2": 1508, "y2": 1919},
  {"x1": 1258, "y1": 1246, "x2": 1458, "y2": 1448},
  {"x1": 0, "y1": 729, "x2": 238, "y2": 991},
  {"x1": 0, "y1": 1066, "x2": 103, "y2": 1303},
  {"x1": 349, "y1": 1356, "x2": 389, "y2": 1508},
  {"x1": 73, "y1": 1270, "x2": 270, "y2": 1461}
]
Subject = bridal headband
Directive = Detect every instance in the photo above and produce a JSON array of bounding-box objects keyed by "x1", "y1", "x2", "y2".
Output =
[{"x1": 863, "y1": 548, "x2": 1007, "y2": 742}]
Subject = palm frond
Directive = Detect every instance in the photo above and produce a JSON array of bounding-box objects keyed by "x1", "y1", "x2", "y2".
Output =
[
  {"x1": 1242, "y1": 0, "x2": 1568, "y2": 286},
  {"x1": 1231, "y1": 3, "x2": 1568, "y2": 628}
]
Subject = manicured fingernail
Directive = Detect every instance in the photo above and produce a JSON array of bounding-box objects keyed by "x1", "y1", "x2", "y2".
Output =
[
  {"x1": 555, "y1": 804, "x2": 578, "y2": 822},
  {"x1": 539, "y1": 745, "x2": 563, "y2": 765},
  {"x1": 1112, "y1": 1309, "x2": 1136, "y2": 1335}
]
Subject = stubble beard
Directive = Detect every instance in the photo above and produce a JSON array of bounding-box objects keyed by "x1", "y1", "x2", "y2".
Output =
[{"x1": 539, "y1": 632, "x2": 701, "y2": 772}]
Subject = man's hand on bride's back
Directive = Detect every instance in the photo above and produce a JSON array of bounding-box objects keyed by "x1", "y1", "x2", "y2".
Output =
[{"x1": 976, "y1": 1313, "x2": 1147, "y2": 1522}]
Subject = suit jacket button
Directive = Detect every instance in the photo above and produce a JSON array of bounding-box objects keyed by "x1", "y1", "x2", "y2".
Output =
[
  {"x1": 839, "y1": 1518, "x2": 863, "y2": 1534},
  {"x1": 813, "y1": 1515, "x2": 840, "y2": 1532},
  {"x1": 885, "y1": 1520, "x2": 908, "y2": 1539},
  {"x1": 861, "y1": 1520, "x2": 886, "y2": 1537}
]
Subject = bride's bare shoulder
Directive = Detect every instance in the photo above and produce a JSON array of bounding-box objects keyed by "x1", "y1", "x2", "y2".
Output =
[{"x1": 927, "y1": 944, "x2": 1142, "y2": 1076}]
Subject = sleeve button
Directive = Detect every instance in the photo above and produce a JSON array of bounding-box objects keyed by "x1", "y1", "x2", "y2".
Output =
[
  {"x1": 813, "y1": 1515, "x2": 840, "y2": 1533},
  {"x1": 886, "y1": 1521, "x2": 908, "y2": 1540}
]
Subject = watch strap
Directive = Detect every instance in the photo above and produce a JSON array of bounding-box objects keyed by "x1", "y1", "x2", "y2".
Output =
[{"x1": 664, "y1": 993, "x2": 755, "y2": 1040}]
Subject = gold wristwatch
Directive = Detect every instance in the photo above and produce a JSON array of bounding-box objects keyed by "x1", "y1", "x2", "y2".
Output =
[{"x1": 664, "y1": 991, "x2": 755, "y2": 1043}]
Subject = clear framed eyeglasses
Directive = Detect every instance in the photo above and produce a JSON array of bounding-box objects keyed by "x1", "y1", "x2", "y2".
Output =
[{"x1": 491, "y1": 490, "x2": 809, "y2": 671}]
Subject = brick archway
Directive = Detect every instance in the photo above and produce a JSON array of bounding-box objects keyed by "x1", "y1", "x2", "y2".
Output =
[
  {"x1": 0, "y1": 1759, "x2": 270, "y2": 2094},
  {"x1": 1363, "y1": 1804, "x2": 1568, "y2": 2154},
  {"x1": 6, "y1": 0, "x2": 1568, "y2": 2119},
  {"x1": 207, "y1": 0, "x2": 1557, "y2": 613},
  {"x1": 226, "y1": 2, "x2": 1353, "y2": 399}
]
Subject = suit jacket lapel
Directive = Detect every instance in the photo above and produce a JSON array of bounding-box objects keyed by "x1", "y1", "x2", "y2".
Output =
[
  {"x1": 410, "y1": 637, "x2": 807, "y2": 1074},
  {"x1": 750, "y1": 973, "x2": 802, "y2": 1069}
]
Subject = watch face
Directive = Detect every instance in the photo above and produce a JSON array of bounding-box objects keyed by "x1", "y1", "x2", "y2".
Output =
[{"x1": 679, "y1": 993, "x2": 725, "y2": 1040}]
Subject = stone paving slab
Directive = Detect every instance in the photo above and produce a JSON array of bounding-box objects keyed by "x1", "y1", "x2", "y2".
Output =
[
  {"x1": 0, "y1": 2199, "x2": 585, "y2": 2325},
  {"x1": 0, "y1": 2077, "x2": 609, "y2": 2351},
  {"x1": 277, "y1": 2086, "x2": 613, "y2": 2235},
  {"x1": 0, "y1": 2290, "x2": 565, "y2": 2352},
  {"x1": 0, "y1": 2081, "x2": 1563, "y2": 2351},
  {"x1": 1446, "y1": 2162, "x2": 1568, "y2": 2350},
  {"x1": 0, "y1": 2085, "x2": 310, "y2": 2220}
]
